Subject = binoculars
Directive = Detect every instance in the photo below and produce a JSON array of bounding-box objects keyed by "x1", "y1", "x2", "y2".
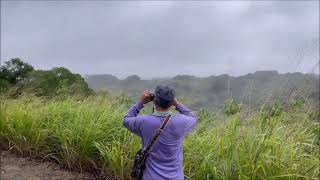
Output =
[{"x1": 150, "y1": 93, "x2": 155, "y2": 101}]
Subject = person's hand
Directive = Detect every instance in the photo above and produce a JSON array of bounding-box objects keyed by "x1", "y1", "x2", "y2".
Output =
[
  {"x1": 172, "y1": 98, "x2": 179, "y2": 107},
  {"x1": 139, "y1": 90, "x2": 154, "y2": 104}
]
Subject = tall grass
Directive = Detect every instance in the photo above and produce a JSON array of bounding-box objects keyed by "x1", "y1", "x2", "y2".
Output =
[{"x1": 0, "y1": 95, "x2": 319, "y2": 179}]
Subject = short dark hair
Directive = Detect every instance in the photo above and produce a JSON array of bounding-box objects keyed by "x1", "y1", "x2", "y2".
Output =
[{"x1": 154, "y1": 85, "x2": 176, "y2": 109}]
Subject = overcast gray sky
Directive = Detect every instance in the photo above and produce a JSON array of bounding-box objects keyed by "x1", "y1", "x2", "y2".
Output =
[{"x1": 1, "y1": 1, "x2": 319, "y2": 78}]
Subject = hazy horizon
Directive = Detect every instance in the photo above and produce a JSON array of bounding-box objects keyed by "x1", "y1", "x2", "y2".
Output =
[
  {"x1": 85, "y1": 69, "x2": 319, "y2": 81},
  {"x1": 1, "y1": 1, "x2": 319, "y2": 78}
]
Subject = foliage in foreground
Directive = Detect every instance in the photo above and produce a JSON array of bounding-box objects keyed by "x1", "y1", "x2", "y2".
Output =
[{"x1": 0, "y1": 95, "x2": 319, "y2": 179}]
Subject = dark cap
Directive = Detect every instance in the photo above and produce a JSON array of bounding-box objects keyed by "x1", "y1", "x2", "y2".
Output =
[{"x1": 154, "y1": 85, "x2": 176, "y2": 109}]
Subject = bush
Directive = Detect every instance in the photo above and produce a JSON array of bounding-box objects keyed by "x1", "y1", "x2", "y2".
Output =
[
  {"x1": 260, "y1": 101, "x2": 283, "y2": 120},
  {"x1": 224, "y1": 98, "x2": 242, "y2": 116},
  {"x1": 290, "y1": 99, "x2": 305, "y2": 110}
]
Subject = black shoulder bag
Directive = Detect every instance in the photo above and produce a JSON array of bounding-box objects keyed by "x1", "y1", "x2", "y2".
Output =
[{"x1": 131, "y1": 115, "x2": 172, "y2": 180}]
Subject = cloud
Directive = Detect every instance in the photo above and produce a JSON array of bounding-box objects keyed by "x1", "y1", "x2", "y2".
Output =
[{"x1": 1, "y1": 1, "x2": 319, "y2": 78}]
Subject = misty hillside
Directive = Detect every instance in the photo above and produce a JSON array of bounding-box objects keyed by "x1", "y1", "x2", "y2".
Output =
[{"x1": 85, "y1": 71, "x2": 319, "y2": 110}]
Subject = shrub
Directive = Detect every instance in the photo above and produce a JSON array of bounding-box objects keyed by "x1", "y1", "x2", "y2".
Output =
[{"x1": 224, "y1": 98, "x2": 243, "y2": 116}]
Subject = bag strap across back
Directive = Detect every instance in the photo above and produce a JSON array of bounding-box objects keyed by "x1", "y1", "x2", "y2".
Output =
[{"x1": 143, "y1": 115, "x2": 172, "y2": 158}]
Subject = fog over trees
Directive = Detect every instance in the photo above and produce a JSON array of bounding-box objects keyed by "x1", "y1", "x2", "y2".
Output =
[{"x1": 85, "y1": 71, "x2": 319, "y2": 110}]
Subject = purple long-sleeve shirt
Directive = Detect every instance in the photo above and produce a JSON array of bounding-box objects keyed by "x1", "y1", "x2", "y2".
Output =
[{"x1": 123, "y1": 102, "x2": 197, "y2": 180}]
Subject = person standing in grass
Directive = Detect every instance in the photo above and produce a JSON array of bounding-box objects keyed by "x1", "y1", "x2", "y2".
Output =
[{"x1": 123, "y1": 85, "x2": 197, "y2": 180}]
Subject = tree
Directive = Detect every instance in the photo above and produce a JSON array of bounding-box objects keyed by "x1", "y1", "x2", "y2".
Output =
[
  {"x1": 0, "y1": 58, "x2": 34, "y2": 84},
  {"x1": 0, "y1": 58, "x2": 92, "y2": 97},
  {"x1": 24, "y1": 67, "x2": 92, "y2": 97}
]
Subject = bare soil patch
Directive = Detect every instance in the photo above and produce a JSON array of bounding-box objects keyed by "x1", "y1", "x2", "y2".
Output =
[{"x1": 0, "y1": 150, "x2": 100, "y2": 180}]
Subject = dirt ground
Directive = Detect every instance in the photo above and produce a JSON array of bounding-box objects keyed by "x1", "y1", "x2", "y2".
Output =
[{"x1": 0, "y1": 150, "x2": 100, "y2": 180}]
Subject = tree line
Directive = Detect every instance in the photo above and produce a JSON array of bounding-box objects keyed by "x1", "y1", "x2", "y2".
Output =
[{"x1": 0, "y1": 58, "x2": 93, "y2": 98}]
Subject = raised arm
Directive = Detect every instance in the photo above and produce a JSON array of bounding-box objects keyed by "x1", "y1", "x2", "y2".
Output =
[
  {"x1": 123, "y1": 102, "x2": 144, "y2": 136},
  {"x1": 173, "y1": 99, "x2": 197, "y2": 134},
  {"x1": 123, "y1": 91, "x2": 153, "y2": 136}
]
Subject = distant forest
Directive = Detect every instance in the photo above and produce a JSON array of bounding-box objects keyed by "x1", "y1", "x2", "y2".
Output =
[
  {"x1": 85, "y1": 72, "x2": 319, "y2": 110},
  {"x1": 1, "y1": 58, "x2": 318, "y2": 111}
]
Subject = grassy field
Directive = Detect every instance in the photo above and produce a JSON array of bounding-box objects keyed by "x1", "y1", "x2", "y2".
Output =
[{"x1": 0, "y1": 94, "x2": 319, "y2": 180}]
